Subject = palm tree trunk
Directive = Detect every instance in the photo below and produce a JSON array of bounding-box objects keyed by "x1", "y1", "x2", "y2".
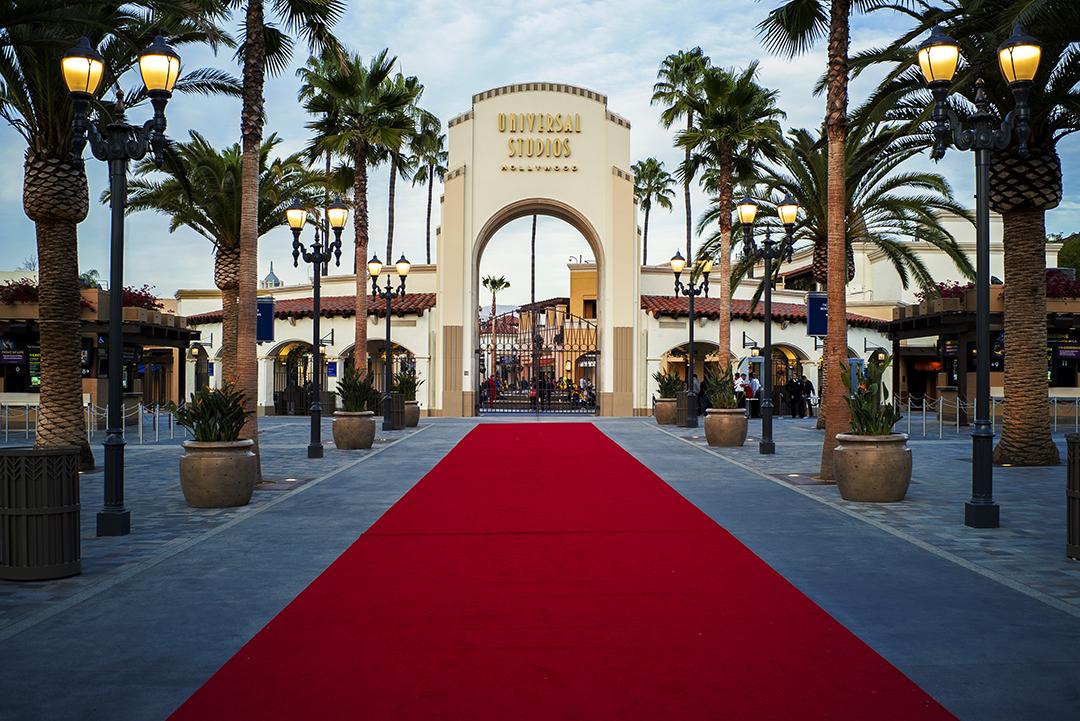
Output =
[
  {"x1": 425, "y1": 163, "x2": 434, "y2": 264},
  {"x1": 23, "y1": 154, "x2": 94, "y2": 470},
  {"x1": 490, "y1": 292, "x2": 497, "y2": 393},
  {"x1": 683, "y1": 114, "x2": 693, "y2": 262},
  {"x1": 353, "y1": 143, "x2": 370, "y2": 379},
  {"x1": 386, "y1": 154, "x2": 398, "y2": 261},
  {"x1": 531, "y1": 215, "x2": 537, "y2": 304},
  {"x1": 994, "y1": 208, "x2": 1059, "y2": 465},
  {"x1": 642, "y1": 203, "x2": 650, "y2": 266},
  {"x1": 819, "y1": 0, "x2": 852, "y2": 481},
  {"x1": 237, "y1": 0, "x2": 265, "y2": 476},
  {"x1": 716, "y1": 152, "x2": 733, "y2": 362},
  {"x1": 214, "y1": 246, "x2": 239, "y2": 380}
]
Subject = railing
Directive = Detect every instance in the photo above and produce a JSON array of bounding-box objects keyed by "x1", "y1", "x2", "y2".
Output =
[
  {"x1": 1, "y1": 402, "x2": 190, "y2": 444},
  {"x1": 894, "y1": 394, "x2": 1080, "y2": 437}
]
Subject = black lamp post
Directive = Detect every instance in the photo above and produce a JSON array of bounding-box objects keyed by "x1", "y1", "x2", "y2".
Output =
[
  {"x1": 286, "y1": 198, "x2": 348, "y2": 458},
  {"x1": 917, "y1": 22, "x2": 1042, "y2": 529},
  {"x1": 64, "y1": 35, "x2": 181, "y2": 537},
  {"x1": 740, "y1": 194, "x2": 799, "y2": 455},
  {"x1": 669, "y1": 251, "x2": 713, "y2": 428},
  {"x1": 368, "y1": 254, "x2": 410, "y2": 430}
]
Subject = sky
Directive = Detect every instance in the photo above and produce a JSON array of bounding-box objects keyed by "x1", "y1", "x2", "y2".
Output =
[{"x1": 1, "y1": 1, "x2": 1077, "y2": 307}]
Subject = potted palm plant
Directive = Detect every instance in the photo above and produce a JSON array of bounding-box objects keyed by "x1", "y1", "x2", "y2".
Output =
[
  {"x1": 173, "y1": 382, "x2": 256, "y2": 508},
  {"x1": 652, "y1": 370, "x2": 682, "y2": 425},
  {"x1": 393, "y1": 368, "x2": 424, "y2": 427},
  {"x1": 334, "y1": 368, "x2": 376, "y2": 449},
  {"x1": 834, "y1": 355, "x2": 910, "y2": 502},
  {"x1": 704, "y1": 364, "x2": 747, "y2": 447}
]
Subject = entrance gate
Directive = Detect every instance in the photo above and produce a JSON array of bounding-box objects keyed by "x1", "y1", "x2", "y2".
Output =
[{"x1": 476, "y1": 308, "x2": 599, "y2": 415}]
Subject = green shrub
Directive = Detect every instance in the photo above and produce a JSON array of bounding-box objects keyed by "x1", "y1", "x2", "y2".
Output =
[
  {"x1": 844, "y1": 355, "x2": 902, "y2": 435},
  {"x1": 337, "y1": 367, "x2": 375, "y2": 412},
  {"x1": 172, "y1": 382, "x2": 252, "y2": 442},
  {"x1": 705, "y1": 364, "x2": 740, "y2": 410},
  {"x1": 652, "y1": 370, "x2": 684, "y2": 399},
  {"x1": 392, "y1": 368, "x2": 424, "y2": 401}
]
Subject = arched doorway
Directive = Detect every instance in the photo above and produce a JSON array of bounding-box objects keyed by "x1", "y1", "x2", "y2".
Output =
[
  {"x1": 437, "y1": 83, "x2": 638, "y2": 416},
  {"x1": 270, "y1": 340, "x2": 332, "y2": 416},
  {"x1": 771, "y1": 344, "x2": 809, "y2": 416},
  {"x1": 661, "y1": 342, "x2": 723, "y2": 385}
]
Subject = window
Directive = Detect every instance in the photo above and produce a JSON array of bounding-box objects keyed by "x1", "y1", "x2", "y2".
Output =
[{"x1": 582, "y1": 299, "x2": 596, "y2": 319}]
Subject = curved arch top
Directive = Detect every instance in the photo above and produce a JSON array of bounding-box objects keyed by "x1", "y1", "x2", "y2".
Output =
[{"x1": 473, "y1": 197, "x2": 605, "y2": 269}]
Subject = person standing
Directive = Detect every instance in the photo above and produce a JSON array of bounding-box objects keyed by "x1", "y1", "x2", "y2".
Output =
[
  {"x1": 787, "y1": 375, "x2": 803, "y2": 418},
  {"x1": 748, "y1": 373, "x2": 761, "y2": 418}
]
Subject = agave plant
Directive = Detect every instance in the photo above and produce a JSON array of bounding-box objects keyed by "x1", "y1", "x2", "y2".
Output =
[
  {"x1": 844, "y1": 355, "x2": 903, "y2": 436},
  {"x1": 173, "y1": 382, "x2": 253, "y2": 443},
  {"x1": 337, "y1": 367, "x2": 375, "y2": 412},
  {"x1": 653, "y1": 371, "x2": 684, "y2": 399},
  {"x1": 392, "y1": 368, "x2": 424, "y2": 401},
  {"x1": 705, "y1": 364, "x2": 741, "y2": 410}
]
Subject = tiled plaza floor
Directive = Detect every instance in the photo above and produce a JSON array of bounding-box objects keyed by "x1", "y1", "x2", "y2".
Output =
[{"x1": 655, "y1": 414, "x2": 1080, "y2": 615}]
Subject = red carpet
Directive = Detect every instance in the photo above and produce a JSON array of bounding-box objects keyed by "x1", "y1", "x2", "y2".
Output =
[{"x1": 169, "y1": 424, "x2": 955, "y2": 720}]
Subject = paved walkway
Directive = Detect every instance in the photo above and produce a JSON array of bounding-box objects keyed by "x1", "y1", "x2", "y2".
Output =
[{"x1": 0, "y1": 416, "x2": 1078, "y2": 720}]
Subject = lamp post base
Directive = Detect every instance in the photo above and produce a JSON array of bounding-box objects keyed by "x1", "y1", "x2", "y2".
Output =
[
  {"x1": 97, "y1": 509, "x2": 131, "y2": 537},
  {"x1": 759, "y1": 440, "x2": 775, "y2": 455},
  {"x1": 307, "y1": 444, "x2": 324, "y2": 459},
  {"x1": 965, "y1": 500, "x2": 1000, "y2": 528}
]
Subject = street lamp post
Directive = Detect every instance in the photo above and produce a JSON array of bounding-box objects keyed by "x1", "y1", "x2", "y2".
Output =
[
  {"x1": 286, "y1": 198, "x2": 348, "y2": 458},
  {"x1": 669, "y1": 251, "x2": 713, "y2": 428},
  {"x1": 916, "y1": 22, "x2": 1042, "y2": 529},
  {"x1": 368, "y1": 254, "x2": 410, "y2": 430},
  {"x1": 64, "y1": 36, "x2": 181, "y2": 536},
  {"x1": 739, "y1": 194, "x2": 799, "y2": 455}
]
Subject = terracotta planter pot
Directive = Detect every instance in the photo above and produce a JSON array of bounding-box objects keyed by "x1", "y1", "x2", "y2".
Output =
[
  {"x1": 404, "y1": 400, "x2": 420, "y2": 427},
  {"x1": 333, "y1": 411, "x2": 376, "y2": 449},
  {"x1": 704, "y1": 408, "x2": 748, "y2": 447},
  {"x1": 179, "y1": 439, "x2": 256, "y2": 508},
  {"x1": 654, "y1": 398, "x2": 677, "y2": 425},
  {"x1": 122, "y1": 307, "x2": 148, "y2": 323},
  {"x1": 834, "y1": 433, "x2": 911, "y2": 502}
]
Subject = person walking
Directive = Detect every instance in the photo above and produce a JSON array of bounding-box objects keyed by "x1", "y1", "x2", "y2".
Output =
[
  {"x1": 748, "y1": 373, "x2": 761, "y2": 418},
  {"x1": 802, "y1": 375, "x2": 815, "y2": 417}
]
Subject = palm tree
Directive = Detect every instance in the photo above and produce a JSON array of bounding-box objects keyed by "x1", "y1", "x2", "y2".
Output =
[
  {"x1": 652, "y1": 48, "x2": 710, "y2": 270},
  {"x1": 380, "y1": 72, "x2": 425, "y2": 263},
  {"x1": 0, "y1": 2, "x2": 234, "y2": 469},
  {"x1": 758, "y1": 0, "x2": 860, "y2": 479},
  {"x1": 482, "y1": 275, "x2": 510, "y2": 386},
  {"x1": 679, "y1": 63, "x2": 785, "y2": 362},
  {"x1": 298, "y1": 48, "x2": 415, "y2": 379},
  {"x1": 124, "y1": 131, "x2": 325, "y2": 376},
  {"x1": 411, "y1": 114, "x2": 447, "y2": 264},
  {"x1": 852, "y1": 0, "x2": 1080, "y2": 465},
  {"x1": 530, "y1": 215, "x2": 538, "y2": 304},
  {"x1": 699, "y1": 122, "x2": 974, "y2": 300},
  {"x1": 234, "y1": 0, "x2": 343, "y2": 474},
  {"x1": 631, "y1": 158, "x2": 675, "y2": 266}
]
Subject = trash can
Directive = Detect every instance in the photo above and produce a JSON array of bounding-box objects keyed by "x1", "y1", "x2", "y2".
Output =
[
  {"x1": 0, "y1": 446, "x2": 81, "y2": 581},
  {"x1": 676, "y1": 391, "x2": 698, "y2": 428},
  {"x1": 387, "y1": 392, "x2": 406, "y2": 430},
  {"x1": 1068, "y1": 434, "x2": 1080, "y2": 561}
]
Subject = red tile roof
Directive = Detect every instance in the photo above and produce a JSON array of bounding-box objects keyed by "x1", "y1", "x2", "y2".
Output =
[
  {"x1": 640, "y1": 295, "x2": 885, "y2": 329},
  {"x1": 186, "y1": 293, "x2": 436, "y2": 325}
]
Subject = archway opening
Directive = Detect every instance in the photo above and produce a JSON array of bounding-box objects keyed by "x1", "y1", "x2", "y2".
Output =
[{"x1": 475, "y1": 205, "x2": 600, "y2": 414}]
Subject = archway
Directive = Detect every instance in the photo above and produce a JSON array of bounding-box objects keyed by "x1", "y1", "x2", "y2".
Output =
[{"x1": 437, "y1": 83, "x2": 638, "y2": 417}]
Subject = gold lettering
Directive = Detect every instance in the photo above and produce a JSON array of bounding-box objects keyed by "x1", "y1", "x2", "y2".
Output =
[
  {"x1": 575, "y1": 114, "x2": 581, "y2": 132},
  {"x1": 526, "y1": 138, "x2": 534, "y2": 157},
  {"x1": 553, "y1": 113, "x2": 563, "y2": 132},
  {"x1": 539, "y1": 113, "x2": 545, "y2": 132},
  {"x1": 546, "y1": 114, "x2": 555, "y2": 132},
  {"x1": 498, "y1": 113, "x2": 506, "y2": 132},
  {"x1": 508, "y1": 138, "x2": 516, "y2": 157},
  {"x1": 509, "y1": 114, "x2": 517, "y2": 132},
  {"x1": 553, "y1": 139, "x2": 563, "y2": 157},
  {"x1": 545, "y1": 138, "x2": 553, "y2": 156},
  {"x1": 516, "y1": 138, "x2": 523, "y2": 156},
  {"x1": 562, "y1": 138, "x2": 571, "y2": 157},
  {"x1": 527, "y1": 113, "x2": 536, "y2": 132}
]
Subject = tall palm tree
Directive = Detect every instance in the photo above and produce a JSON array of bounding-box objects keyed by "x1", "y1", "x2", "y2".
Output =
[
  {"x1": 410, "y1": 114, "x2": 447, "y2": 264},
  {"x1": 0, "y1": 2, "x2": 234, "y2": 469},
  {"x1": 631, "y1": 158, "x2": 675, "y2": 266},
  {"x1": 679, "y1": 63, "x2": 785, "y2": 362},
  {"x1": 482, "y1": 275, "x2": 510, "y2": 385},
  {"x1": 652, "y1": 48, "x2": 710, "y2": 271},
  {"x1": 380, "y1": 72, "x2": 425, "y2": 263},
  {"x1": 853, "y1": 0, "x2": 1080, "y2": 465},
  {"x1": 759, "y1": 0, "x2": 859, "y2": 479},
  {"x1": 700, "y1": 122, "x2": 975, "y2": 299},
  {"x1": 124, "y1": 131, "x2": 324, "y2": 376},
  {"x1": 530, "y1": 215, "x2": 538, "y2": 304},
  {"x1": 233, "y1": 0, "x2": 343, "y2": 473},
  {"x1": 298, "y1": 48, "x2": 415, "y2": 379}
]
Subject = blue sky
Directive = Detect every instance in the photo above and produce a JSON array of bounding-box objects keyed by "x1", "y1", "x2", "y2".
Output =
[{"x1": 1, "y1": 1, "x2": 1076, "y2": 306}]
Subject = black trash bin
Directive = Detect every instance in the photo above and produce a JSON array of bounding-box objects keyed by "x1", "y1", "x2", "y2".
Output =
[
  {"x1": 0, "y1": 446, "x2": 81, "y2": 581},
  {"x1": 387, "y1": 392, "x2": 406, "y2": 430},
  {"x1": 1067, "y1": 434, "x2": 1080, "y2": 561}
]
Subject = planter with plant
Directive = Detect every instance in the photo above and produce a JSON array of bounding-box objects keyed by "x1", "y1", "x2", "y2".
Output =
[
  {"x1": 704, "y1": 365, "x2": 747, "y2": 447},
  {"x1": 652, "y1": 370, "x2": 683, "y2": 425},
  {"x1": 393, "y1": 368, "x2": 425, "y2": 427},
  {"x1": 334, "y1": 368, "x2": 376, "y2": 449},
  {"x1": 834, "y1": 355, "x2": 910, "y2": 502},
  {"x1": 173, "y1": 382, "x2": 256, "y2": 508}
]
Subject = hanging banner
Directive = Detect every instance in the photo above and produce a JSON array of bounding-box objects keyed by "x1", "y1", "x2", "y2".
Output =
[
  {"x1": 256, "y1": 296, "x2": 275, "y2": 343},
  {"x1": 807, "y1": 292, "x2": 827, "y2": 336}
]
